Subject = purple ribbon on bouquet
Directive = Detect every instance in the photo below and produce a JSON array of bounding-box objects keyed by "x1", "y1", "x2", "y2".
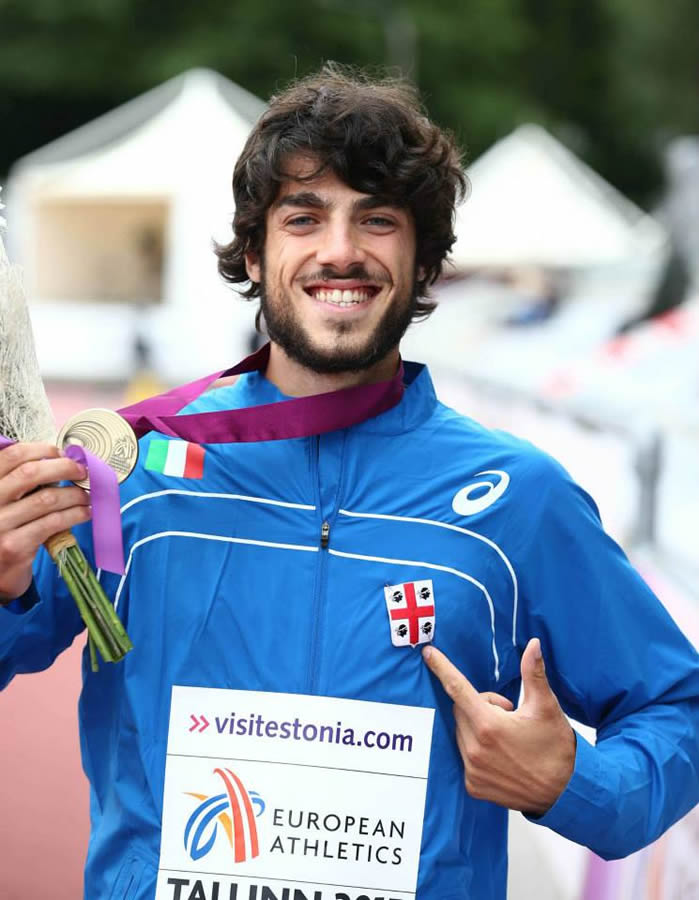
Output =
[{"x1": 0, "y1": 344, "x2": 405, "y2": 576}]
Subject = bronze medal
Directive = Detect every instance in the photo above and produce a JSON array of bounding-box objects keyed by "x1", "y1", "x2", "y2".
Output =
[{"x1": 56, "y1": 408, "x2": 139, "y2": 490}]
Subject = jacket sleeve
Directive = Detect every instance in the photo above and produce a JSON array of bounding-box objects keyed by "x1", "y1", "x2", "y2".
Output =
[
  {"x1": 516, "y1": 454, "x2": 699, "y2": 859},
  {"x1": 0, "y1": 537, "x2": 86, "y2": 689}
]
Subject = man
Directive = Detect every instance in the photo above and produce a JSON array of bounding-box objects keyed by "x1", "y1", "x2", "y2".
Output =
[{"x1": 1, "y1": 66, "x2": 698, "y2": 900}]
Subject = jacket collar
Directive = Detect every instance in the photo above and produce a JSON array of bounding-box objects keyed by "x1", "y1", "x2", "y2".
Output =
[{"x1": 193, "y1": 360, "x2": 438, "y2": 437}]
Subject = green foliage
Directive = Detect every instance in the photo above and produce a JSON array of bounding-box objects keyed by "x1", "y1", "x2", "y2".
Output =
[{"x1": 0, "y1": 0, "x2": 696, "y2": 203}]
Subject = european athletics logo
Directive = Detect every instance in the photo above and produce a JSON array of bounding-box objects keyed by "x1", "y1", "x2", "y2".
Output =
[{"x1": 184, "y1": 768, "x2": 265, "y2": 863}]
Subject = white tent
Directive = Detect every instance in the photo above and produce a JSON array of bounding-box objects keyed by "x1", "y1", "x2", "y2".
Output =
[
  {"x1": 6, "y1": 68, "x2": 266, "y2": 381},
  {"x1": 452, "y1": 124, "x2": 666, "y2": 270}
]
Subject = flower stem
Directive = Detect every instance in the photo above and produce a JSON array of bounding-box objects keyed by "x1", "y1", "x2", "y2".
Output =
[{"x1": 45, "y1": 529, "x2": 133, "y2": 668}]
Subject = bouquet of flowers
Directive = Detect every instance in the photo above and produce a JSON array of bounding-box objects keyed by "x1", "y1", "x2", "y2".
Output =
[{"x1": 0, "y1": 188, "x2": 132, "y2": 669}]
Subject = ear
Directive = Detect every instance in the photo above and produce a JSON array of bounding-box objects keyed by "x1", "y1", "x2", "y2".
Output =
[{"x1": 245, "y1": 250, "x2": 261, "y2": 284}]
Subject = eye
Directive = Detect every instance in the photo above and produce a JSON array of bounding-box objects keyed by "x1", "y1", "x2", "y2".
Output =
[
  {"x1": 285, "y1": 214, "x2": 318, "y2": 228},
  {"x1": 363, "y1": 215, "x2": 397, "y2": 230}
]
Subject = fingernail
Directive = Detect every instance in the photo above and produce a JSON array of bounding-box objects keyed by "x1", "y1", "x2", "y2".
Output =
[
  {"x1": 422, "y1": 646, "x2": 433, "y2": 662},
  {"x1": 533, "y1": 638, "x2": 543, "y2": 661},
  {"x1": 76, "y1": 464, "x2": 88, "y2": 479}
]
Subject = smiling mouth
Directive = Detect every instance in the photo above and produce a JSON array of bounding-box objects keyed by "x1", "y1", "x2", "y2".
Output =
[{"x1": 304, "y1": 286, "x2": 380, "y2": 307}]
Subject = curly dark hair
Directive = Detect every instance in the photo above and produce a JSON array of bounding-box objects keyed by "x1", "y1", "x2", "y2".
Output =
[{"x1": 215, "y1": 64, "x2": 468, "y2": 321}]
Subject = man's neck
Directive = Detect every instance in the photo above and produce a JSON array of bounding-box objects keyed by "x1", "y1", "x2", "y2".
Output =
[{"x1": 265, "y1": 343, "x2": 400, "y2": 397}]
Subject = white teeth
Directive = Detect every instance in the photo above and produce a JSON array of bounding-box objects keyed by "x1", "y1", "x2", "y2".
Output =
[{"x1": 312, "y1": 288, "x2": 372, "y2": 306}]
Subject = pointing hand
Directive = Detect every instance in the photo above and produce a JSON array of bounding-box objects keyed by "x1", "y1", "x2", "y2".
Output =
[{"x1": 423, "y1": 638, "x2": 576, "y2": 815}]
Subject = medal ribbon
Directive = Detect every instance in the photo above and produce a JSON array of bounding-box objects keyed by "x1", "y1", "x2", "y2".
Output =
[
  {"x1": 0, "y1": 436, "x2": 122, "y2": 572},
  {"x1": 116, "y1": 343, "x2": 405, "y2": 443},
  {"x1": 1, "y1": 344, "x2": 405, "y2": 577}
]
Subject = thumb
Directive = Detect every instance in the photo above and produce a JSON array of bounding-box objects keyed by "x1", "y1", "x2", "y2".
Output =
[{"x1": 520, "y1": 638, "x2": 555, "y2": 711}]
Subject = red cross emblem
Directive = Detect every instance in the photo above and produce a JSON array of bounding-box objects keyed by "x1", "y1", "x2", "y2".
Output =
[{"x1": 383, "y1": 579, "x2": 435, "y2": 647}]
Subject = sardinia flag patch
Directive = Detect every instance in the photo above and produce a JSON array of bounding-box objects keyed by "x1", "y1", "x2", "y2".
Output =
[
  {"x1": 384, "y1": 579, "x2": 435, "y2": 647},
  {"x1": 145, "y1": 439, "x2": 205, "y2": 479}
]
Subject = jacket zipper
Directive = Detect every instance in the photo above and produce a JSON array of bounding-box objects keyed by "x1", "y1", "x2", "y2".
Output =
[
  {"x1": 320, "y1": 521, "x2": 330, "y2": 548},
  {"x1": 307, "y1": 437, "x2": 327, "y2": 693},
  {"x1": 307, "y1": 435, "x2": 338, "y2": 693}
]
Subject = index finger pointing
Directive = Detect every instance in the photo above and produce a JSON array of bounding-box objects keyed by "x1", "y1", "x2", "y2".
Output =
[{"x1": 422, "y1": 645, "x2": 480, "y2": 709}]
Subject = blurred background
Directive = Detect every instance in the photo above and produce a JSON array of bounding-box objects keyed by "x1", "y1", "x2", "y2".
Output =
[{"x1": 0, "y1": 0, "x2": 697, "y2": 897}]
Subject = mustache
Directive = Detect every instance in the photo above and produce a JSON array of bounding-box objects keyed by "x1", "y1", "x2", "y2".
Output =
[{"x1": 297, "y1": 265, "x2": 391, "y2": 284}]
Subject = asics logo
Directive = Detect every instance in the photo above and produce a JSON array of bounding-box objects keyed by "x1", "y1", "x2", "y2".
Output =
[{"x1": 452, "y1": 471, "x2": 510, "y2": 516}]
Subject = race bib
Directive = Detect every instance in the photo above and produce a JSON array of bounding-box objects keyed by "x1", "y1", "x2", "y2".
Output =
[{"x1": 156, "y1": 687, "x2": 435, "y2": 900}]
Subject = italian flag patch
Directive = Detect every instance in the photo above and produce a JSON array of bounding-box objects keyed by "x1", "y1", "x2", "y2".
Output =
[{"x1": 145, "y1": 439, "x2": 205, "y2": 479}]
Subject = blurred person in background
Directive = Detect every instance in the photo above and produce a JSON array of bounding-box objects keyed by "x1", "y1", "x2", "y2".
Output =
[
  {"x1": 122, "y1": 334, "x2": 167, "y2": 405},
  {"x1": 1, "y1": 65, "x2": 698, "y2": 900}
]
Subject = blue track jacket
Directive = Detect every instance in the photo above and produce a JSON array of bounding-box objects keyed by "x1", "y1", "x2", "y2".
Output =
[{"x1": 1, "y1": 363, "x2": 698, "y2": 899}]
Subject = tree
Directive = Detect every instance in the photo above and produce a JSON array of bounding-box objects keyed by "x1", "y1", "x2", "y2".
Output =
[{"x1": 0, "y1": 0, "x2": 696, "y2": 204}]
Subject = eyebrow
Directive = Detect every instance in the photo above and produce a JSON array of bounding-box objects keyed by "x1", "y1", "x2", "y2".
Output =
[
  {"x1": 275, "y1": 191, "x2": 405, "y2": 213},
  {"x1": 275, "y1": 191, "x2": 327, "y2": 210}
]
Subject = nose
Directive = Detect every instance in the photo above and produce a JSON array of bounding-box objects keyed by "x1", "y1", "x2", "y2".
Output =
[{"x1": 315, "y1": 221, "x2": 365, "y2": 271}]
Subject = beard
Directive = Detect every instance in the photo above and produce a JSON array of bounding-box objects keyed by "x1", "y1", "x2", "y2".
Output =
[{"x1": 259, "y1": 264, "x2": 418, "y2": 375}]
